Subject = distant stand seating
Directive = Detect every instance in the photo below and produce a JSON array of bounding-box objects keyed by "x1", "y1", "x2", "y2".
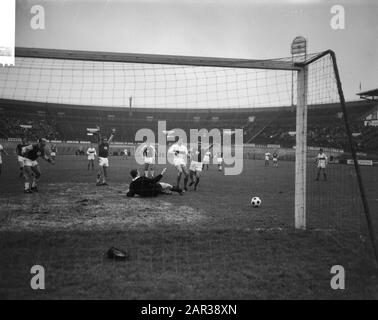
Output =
[
  {"x1": 0, "y1": 99, "x2": 377, "y2": 153},
  {"x1": 0, "y1": 116, "x2": 62, "y2": 141}
]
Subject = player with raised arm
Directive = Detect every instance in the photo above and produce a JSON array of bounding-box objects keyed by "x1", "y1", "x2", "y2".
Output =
[
  {"x1": 21, "y1": 138, "x2": 54, "y2": 193},
  {"x1": 0, "y1": 143, "x2": 9, "y2": 177},
  {"x1": 96, "y1": 128, "x2": 115, "y2": 186},
  {"x1": 315, "y1": 148, "x2": 328, "y2": 181},
  {"x1": 168, "y1": 138, "x2": 189, "y2": 191},
  {"x1": 142, "y1": 142, "x2": 156, "y2": 178},
  {"x1": 87, "y1": 144, "x2": 97, "y2": 171}
]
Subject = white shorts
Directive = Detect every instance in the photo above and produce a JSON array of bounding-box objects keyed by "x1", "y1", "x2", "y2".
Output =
[
  {"x1": 88, "y1": 155, "x2": 95, "y2": 161},
  {"x1": 189, "y1": 161, "x2": 203, "y2": 172},
  {"x1": 144, "y1": 157, "x2": 155, "y2": 165},
  {"x1": 51, "y1": 152, "x2": 56, "y2": 157},
  {"x1": 217, "y1": 158, "x2": 223, "y2": 164},
  {"x1": 203, "y1": 156, "x2": 210, "y2": 164},
  {"x1": 24, "y1": 158, "x2": 38, "y2": 167},
  {"x1": 265, "y1": 157, "x2": 270, "y2": 161},
  {"x1": 98, "y1": 157, "x2": 109, "y2": 167},
  {"x1": 173, "y1": 157, "x2": 186, "y2": 167},
  {"x1": 273, "y1": 158, "x2": 278, "y2": 162},
  {"x1": 318, "y1": 162, "x2": 326, "y2": 169},
  {"x1": 17, "y1": 156, "x2": 26, "y2": 165}
]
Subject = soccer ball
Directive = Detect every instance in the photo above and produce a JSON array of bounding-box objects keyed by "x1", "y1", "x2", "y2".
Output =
[{"x1": 251, "y1": 196, "x2": 262, "y2": 207}]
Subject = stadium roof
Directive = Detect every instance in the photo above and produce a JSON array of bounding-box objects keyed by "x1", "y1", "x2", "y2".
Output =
[{"x1": 357, "y1": 88, "x2": 378, "y2": 101}]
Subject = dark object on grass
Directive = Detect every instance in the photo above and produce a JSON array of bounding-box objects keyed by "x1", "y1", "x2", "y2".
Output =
[{"x1": 106, "y1": 247, "x2": 129, "y2": 261}]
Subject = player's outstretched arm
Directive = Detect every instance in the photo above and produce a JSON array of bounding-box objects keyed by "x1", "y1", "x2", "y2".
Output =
[{"x1": 108, "y1": 129, "x2": 116, "y2": 143}]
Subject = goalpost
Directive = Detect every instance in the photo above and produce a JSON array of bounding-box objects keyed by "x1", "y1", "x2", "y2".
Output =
[{"x1": 0, "y1": 41, "x2": 376, "y2": 264}]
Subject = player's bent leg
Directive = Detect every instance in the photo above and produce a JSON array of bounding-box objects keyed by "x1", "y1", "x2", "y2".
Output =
[
  {"x1": 97, "y1": 167, "x2": 104, "y2": 185},
  {"x1": 323, "y1": 169, "x2": 327, "y2": 181},
  {"x1": 175, "y1": 165, "x2": 183, "y2": 188},
  {"x1": 150, "y1": 164, "x2": 154, "y2": 178},
  {"x1": 160, "y1": 182, "x2": 183, "y2": 195},
  {"x1": 188, "y1": 170, "x2": 195, "y2": 186},
  {"x1": 31, "y1": 165, "x2": 41, "y2": 192},
  {"x1": 103, "y1": 166, "x2": 108, "y2": 185},
  {"x1": 194, "y1": 171, "x2": 201, "y2": 191},
  {"x1": 182, "y1": 165, "x2": 189, "y2": 191},
  {"x1": 316, "y1": 168, "x2": 321, "y2": 181},
  {"x1": 23, "y1": 166, "x2": 33, "y2": 193},
  {"x1": 144, "y1": 163, "x2": 149, "y2": 177}
]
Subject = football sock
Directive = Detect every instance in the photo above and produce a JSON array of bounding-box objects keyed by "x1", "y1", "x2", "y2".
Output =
[{"x1": 194, "y1": 177, "x2": 200, "y2": 189}]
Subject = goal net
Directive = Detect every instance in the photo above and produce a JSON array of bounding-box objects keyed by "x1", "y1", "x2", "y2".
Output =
[{"x1": 0, "y1": 47, "x2": 376, "y2": 276}]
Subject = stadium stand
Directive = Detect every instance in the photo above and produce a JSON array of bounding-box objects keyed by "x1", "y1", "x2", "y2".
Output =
[{"x1": 0, "y1": 98, "x2": 377, "y2": 153}]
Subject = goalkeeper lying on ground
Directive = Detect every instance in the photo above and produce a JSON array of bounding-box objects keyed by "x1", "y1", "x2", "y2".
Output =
[{"x1": 126, "y1": 167, "x2": 183, "y2": 197}]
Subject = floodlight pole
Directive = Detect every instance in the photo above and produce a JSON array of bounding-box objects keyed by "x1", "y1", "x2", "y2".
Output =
[{"x1": 295, "y1": 65, "x2": 308, "y2": 230}]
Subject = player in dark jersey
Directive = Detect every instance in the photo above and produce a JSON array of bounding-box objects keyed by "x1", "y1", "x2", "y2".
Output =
[
  {"x1": 272, "y1": 151, "x2": 279, "y2": 167},
  {"x1": 0, "y1": 143, "x2": 9, "y2": 177},
  {"x1": 21, "y1": 138, "x2": 54, "y2": 193},
  {"x1": 188, "y1": 142, "x2": 202, "y2": 191},
  {"x1": 16, "y1": 138, "x2": 28, "y2": 178},
  {"x1": 96, "y1": 128, "x2": 115, "y2": 186},
  {"x1": 50, "y1": 145, "x2": 57, "y2": 161}
]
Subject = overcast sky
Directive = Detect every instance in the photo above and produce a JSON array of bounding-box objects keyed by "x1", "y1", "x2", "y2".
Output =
[{"x1": 9, "y1": 0, "x2": 378, "y2": 105}]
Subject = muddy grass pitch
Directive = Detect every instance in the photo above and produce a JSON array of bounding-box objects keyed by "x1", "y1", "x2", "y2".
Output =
[{"x1": 0, "y1": 155, "x2": 377, "y2": 299}]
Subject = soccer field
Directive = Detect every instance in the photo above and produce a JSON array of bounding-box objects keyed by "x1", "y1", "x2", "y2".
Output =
[{"x1": 0, "y1": 155, "x2": 377, "y2": 299}]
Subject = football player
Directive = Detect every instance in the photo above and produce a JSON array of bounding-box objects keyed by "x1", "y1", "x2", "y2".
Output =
[
  {"x1": 216, "y1": 152, "x2": 223, "y2": 171},
  {"x1": 0, "y1": 143, "x2": 9, "y2": 177},
  {"x1": 188, "y1": 144, "x2": 203, "y2": 191},
  {"x1": 16, "y1": 138, "x2": 28, "y2": 178},
  {"x1": 87, "y1": 144, "x2": 97, "y2": 170},
  {"x1": 142, "y1": 142, "x2": 156, "y2": 178},
  {"x1": 315, "y1": 148, "x2": 328, "y2": 181},
  {"x1": 202, "y1": 150, "x2": 211, "y2": 170},
  {"x1": 272, "y1": 151, "x2": 279, "y2": 167},
  {"x1": 264, "y1": 152, "x2": 271, "y2": 167},
  {"x1": 96, "y1": 128, "x2": 115, "y2": 186},
  {"x1": 168, "y1": 138, "x2": 189, "y2": 191},
  {"x1": 50, "y1": 144, "x2": 57, "y2": 161},
  {"x1": 21, "y1": 138, "x2": 54, "y2": 193}
]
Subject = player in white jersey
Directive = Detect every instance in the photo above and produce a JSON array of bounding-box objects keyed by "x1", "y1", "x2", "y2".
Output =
[
  {"x1": 216, "y1": 152, "x2": 223, "y2": 171},
  {"x1": 264, "y1": 152, "x2": 271, "y2": 166},
  {"x1": 0, "y1": 144, "x2": 9, "y2": 177},
  {"x1": 142, "y1": 142, "x2": 156, "y2": 178},
  {"x1": 87, "y1": 144, "x2": 97, "y2": 170},
  {"x1": 202, "y1": 150, "x2": 211, "y2": 170},
  {"x1": 123, "y1": 148, "x2": 129, "y2": 159},
  {"x1": 168, "y1": 138, "x2": 189, "y2": 191},
  {"x1": 315, "y1": 148, "x2": 328, "y2": 181},
  {"x1": 188, "y1": 144, "x2": 203, "y2": 191}
]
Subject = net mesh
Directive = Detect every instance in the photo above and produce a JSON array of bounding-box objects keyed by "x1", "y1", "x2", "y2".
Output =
[{"x1": 0, "y1": 51, "x2": 376, "y2": 298}]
